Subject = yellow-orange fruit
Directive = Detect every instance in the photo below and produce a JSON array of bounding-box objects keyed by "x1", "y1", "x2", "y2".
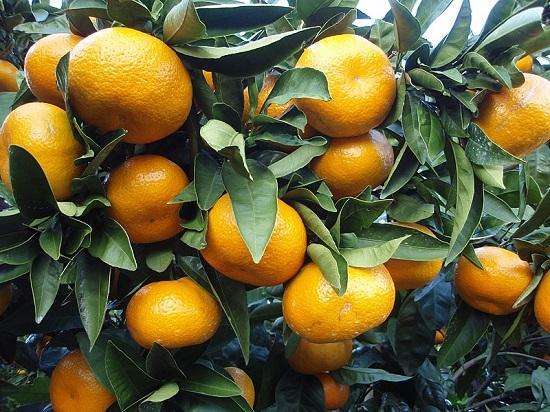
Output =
[
  {"x1": 516, "y1": 55, "x2": 533, "y2": 73},
  {"x1": 243, "y1": 73, "x2": 293, "y2": 120},
  {"x1": 317, "y1": 373, "x2": 349, "y2": 410},
  {"x1": 534, "y1": 271, "x2": 550, "y2": 333},
  {"x1": 288, "y1": 339, "x2": 352, "y2": 375},
  {"x1": 435, "y1": 329, "x2": 445, "y2": 344},
  {"x1": 0, "y1": 60, "x2": 19, "y2": 92},
  {"x1": 225, "y1": 367, "x2": 255, "y2": 408}
]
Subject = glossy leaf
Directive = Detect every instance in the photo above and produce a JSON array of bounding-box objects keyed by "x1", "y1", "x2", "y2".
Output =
[
  {"x1": 465, "y1": 124, "x2": 523, "y2": 167},
  {"x1": 268, "y1": 143, "x2": 327, "y2": 178},
  {"x1": 194, "y1": 152, "x2": 224, "y2": 211},
  {"x1": 291, "y1": 202, "x2": 338, "y2": 251},
  {"x1": 307, "y1": 243, "x2": 348, "y2": 294},
  {"x1": 341, "y1": 235, "x2": 409, "y2": 268},
  {"x1": 30, "y1": 255, "x2": 62, "y2": 323},
  {"x1": 389, "y1": 0, "x2": 421, "y2": 52},
  {"x1": 180, "y1": 364, "x2": 242, "y2": 397},
  {"x1": 88, "y1": 218, "x2": 137, "y2": 271}
]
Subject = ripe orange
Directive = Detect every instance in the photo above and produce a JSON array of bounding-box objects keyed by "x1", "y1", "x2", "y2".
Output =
[
  {"x1": 201, "y1": 193, "x2": 307, "y2": 286},
  {"x1": 0, "y1": 284, "x2": 12, "y2": 316},
  {"x1": 544, "y1": 354, "x2": 550, "y2": 361},
  {"x1": 0, "y1": 60, "x2": 18, "y2": 92},
  {"x1": 385, "y1": 222, "x2": 444, "y2": 290},
  {"x1": 317, "y1": 373, "x2": 349, "y2": 411},
  {"x1": 455, "y1": 246, "x2": 533, "y2": 315},
  {"x1": 225, "y1": 367, "x2": 255, "y2": 408},
  {"x1": 516, "y1": 55, "x2": 533, "y2": 73},
  {"x1": 435, "y1": 329, "x2": 445, "y2": 345},
  {"x1": 49, "y1": 350, "x2": 115, "y2": 412},
  {"x1": 203, "y1": 70, "x2": 215, "y2": 90},
  {"x1": 474, "y1": 73, "x2": 550, "y2": 157},
  {"x1": 283, "y1": 262, "x2": 395, "y2": 343},
  {"x1": 24, "y1": 33, "x2": 82, "y2": 107},
  {"x1": 311, "y1": 130, "x2": 394, "y2": 198},
  {"x1": 243, "y1": 73, "x2": 293, "y2": 120},
  {"x1": 106, "y1": 154, "x2": 189, "y2": 244},
  {"x1": 126, "y1": 278, "x2": 221, "y2": 349},
  {"x1": 534, "y1": 271, "x2": 550, "y2": 333},
  {"x1": 69, "y1": 27, "x2": 192, "y2": 144},
  {"x1": 295, "y1": 34, "x2": 396, "y2": 138},
  {"x1": 288, "y1": 339, "x2": 352, "y2": 375},
  {"x1": 0, "y1": 102, "x2": 83, "y2": 200}
]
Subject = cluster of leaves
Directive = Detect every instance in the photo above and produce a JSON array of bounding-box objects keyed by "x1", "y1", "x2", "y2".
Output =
[{"x1": 0, "y1": 0, "x2": 549, "y2": 411}]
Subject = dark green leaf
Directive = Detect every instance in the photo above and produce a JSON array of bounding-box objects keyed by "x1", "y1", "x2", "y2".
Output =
[
  {"x1": 466, "y1": 124, "x2": 523, "y2": 167},
  {"x1": 291, "y1": 202, "x2": 338, "y2": 251},
  {"x1": 381, "y1": 145, "x2": 420, "y2": 198},
  {"x1": 341, "y1": 236, "x2": 409, "y2": 268},
  {"x1": 163, "y1": 0, "x2": 206, "y2": 45},
  {"x1": 0, "y1": 263, "x2": 31, "y2": 284},
  {"x1": 194, "y1": 152, "x2": 224, "y2": 211},
  {"x1": 107, "y1": 0, "x2": 151, "y2": 28},
  {"x1": 268, "y1": 143, "x2": 327, "y2": 178},
  {"x1": 145, "y1": 249, "x2": 174, "y2": 273},
  {"x1": 307, "y1": 243, "x2": 348, "y2": 294},
  {"x1": 333, "y1": 366, "x2": 411, "y2": 385},
  {"x1": 275, "y1": 371, "x2": 324, "y2": 412},
  {"x1": 146, "y1": 343, "x2": 186, "y2": 380},
  {"x1": 180, "y1": 364, "x2": 242, "y2": 397},
  {"x1": 389, "y1": 0, "x2": 421, "y2": 52},
  {"x1": 415, "y1": 0, "x2": 454, "y2": 32},
  {"x1": 513, "y1": 190, "x2": 550, "y2": 238},
  {"x1": 39, "y1": 217, "x2": 62, "y2": 260},
  {"x1": 388, "y1": 194, "x2": 434, "y2": 222},
  {"x1": 30, "y1": 255, "x2": 62, "y2": 323},
  {"x1": 483, "y1": 191, "x2": 519, "y2": 223},
  {"x1": 88, "y1": 218, "x2": 137, "y2": 271}
]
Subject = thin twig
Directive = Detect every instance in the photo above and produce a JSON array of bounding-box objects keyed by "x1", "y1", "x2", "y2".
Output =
[{"x1": 464, "y1": 393, "x2": 507, "y2": 411}]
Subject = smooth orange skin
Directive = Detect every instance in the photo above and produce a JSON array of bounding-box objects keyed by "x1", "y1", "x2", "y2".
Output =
[
  {"x1": 225, "y1": 367, "x2": 255, "y2": 408},
  {"x1": 544, "y1": 354, "x2": 550, "y2": 361},
  {"x1": 106, "y1": 154, "x2": 189, "y2": 244},
  {"x1": 283, "y1": 262, "x2": 395, "y2": 343},
  {"x1": 295, "y1": 34, "x2": 396, "y2": 138},
  {"x1": 534, "y1": 271, "x2": 550, "y2": 333},
  {"x1": 49, "y1": 350, "x2": 115, "y2": 412},
  {"x1": 0, "y1": 60, "x2": 19, "y2": 92},
  {"x1": 289, "y1": 339, "x2": 352, "y2": 375},
  {"x1": 24, "y1": 33, "x2": 82, "y2": 107},
  {"x1": 203, "y1": 70, "x2": 215, "y2": 90},
  {"x1": 474, "y1": 73, "x2": 550, "y2": 158},
  {"x1": 435, "y1": 330, "x2": 445, "y2": 345},
  {"x1": 126, "y1": 278, "x2": 222, "y2": 349},
  {"x1": 0, "y1": 285, "x2": 12, "y2": 316},
  {"x1": 243, "y1": 74, "x2": 293, "y2": 120},
  {"x1": 311, "y1": 130, "x2": 394, "y2": 198},
  {"x1": 0, "y1": 102, "x2": 83, "y2": 200},
  {"x1": 317, "y1": 373, "x2": 349, "y2": 411},
  {"x1": 201, "y1": 193, "x2": 307, "y2": 286},
  {"x1": 69, "y1": 27, "x2": 192, "y2": 144},
  {"x1": 516, "y1": 55, "x2": 533, "y2": 73},
  {"x1": 385, "y1": 222, "x2": 444, "y2": 290},
  {"x1": 455, "y1": 246, "x2": 533, "y2": 315}
]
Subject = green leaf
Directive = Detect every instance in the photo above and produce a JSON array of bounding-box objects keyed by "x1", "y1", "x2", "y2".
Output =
[
  {"x1": 145, "y1": 249, "x2": 174, "y2": 273},
  {"x1": 307, "y1": 243, "x2": 348, "y2": 294},
  {"x1": 75, "y1": 252, "x2": 110, "y2": 349},
  {"x1": 291, "y1": 202, "x2": 338, "y2": 251},
  {"x1": 173, "y1": 27, "x2": 319, "y2": 77},
  {"x1": 82, "y1": 129, "x2": 127, "y2": 177},
  {"x1": 295, "y1": 0, "x2": 335, "y2": 21},
  {"x1": 466, "y1": 124, "x2": 523, "y2": 167},
  {"x1": 402, "y1": 94, "x2": 428, "y2": 164},
  {"x1": 194, "y1": 152, "x2": 224, "y2": 211},
  {"x1": 67, "y1": 0, "x2": 110, "y2": 19},
  {"x1": 8, "y1": 145, "x2": 58, "y2": 219},
  {"x1": 106, "y1": 341, "x2": 161, "y2": 411},
  {"x1": 478, "y1": 0, "x2": 515, "y2": 39},
  {"x1": 472, "y1": 164, "x2": 505, "y2": 189},
  {"x1": 200, "y1": 120, "x2": 251, "y2": 180},
  {"x1": 146, "y1": 343, "x2": 186, "y2": 381},
  {"x1": 389, "y1": 0, "x2": 421, "y2": 52},
  {"x1": 483, "y1": 191, "x2": 519, "y2": 223},
  {"x1": 408, "y1": 68, "x2": 445, "y2": 93},
  {"x1": 64, "y1": 218, "x2": 92, "y2": 255},
  {"x1": 144, "y1": 382, "x2": 180, "y2": 403},
  {"x1": 0, "y1": 92, "x2": 16, "y2": 125},
  {"x1": 462, "y1": 52, "x2": 512, "y2": 88},
  {"x1": 39, "y1": 217, "x2": 62, "y2": 260},
  {"x1": 415, "y1": 0, "x2": 453, "y2": 32},
  {"x1": 213, "y1": 74, "x2": 244, "y2": 119},
  {"x1": 388, "y1": 194, "x2": 434, "y2": 222},
  {"x1": 275, "y1": 371, "x2": 324, "y2": 412},
  {"x1": 330, "y1": 197, "x2": 392, "y2": 241},
  {"x1": 268, "y1": 143, "x2": 327, "y2": 178},
  {"x1": 4, "y1": 376, "x2": 51, "y2": 406},
  {"x1": 430, "y1": 0, "x2": 471, "y2": 68},
  {"x1": 164, "y1": 0, "x2": 206, "y2": 44},
  {"x1": 0, "y1": 263, "x2": 31, "y2": 284},
  {"x1": 88, "y1": 218, "x2": 137, "y2": 271},
  {"x1": 222, "y1": 160, "x2": 278, "y2": 264},
  {"x1": 341, "y1": 236, "x2": 409, "y2": 268},
  {"x1": 333, "y1": 367, "x2": 411, "y2": 385},
  {"x1": 180, "y1": 364, "x2": 242, "y2": 397},
  {"x1": 437, "y1": 304, "x2": 490, "y2": 367},
  {"x1": 513, "y1": 190, "x2": 550, "y2": 238},
  {"x1": 369, "y1": 19, "x2": 394, "y2": 53},
  {"x1": 30, "y1": 255, "x2": 62, "y2": 323},
  {"x1": 531, "y1": 366, "x2": 550, "y2": 404},
  {"x1": 107, "y1": 0, "x2": 151, "y2": 28},
  {"x1": 381, "y1": 145, "x2": 420, "y2": 198},
  {"x1": 284, "y1": 187, "x2": 336, "y2": 213},
  {"x1": 14, "y1": 15, "x2": 71, "y2": 34}
]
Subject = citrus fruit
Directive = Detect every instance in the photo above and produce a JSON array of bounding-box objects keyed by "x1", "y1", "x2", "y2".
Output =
[
  {"x1": 0, "y1": 102, "x2": 83, "y2": 200},
  {"x1": 283, "y1": 262, "x2": 395, "y2": 343},
  {"x1": 24, "y1": 33, "x2": 82, "y2": 107},
  {"x1": 474, "y1": 73, "x2": 550, "y2": 157},
  {"x1": 203, "y1": 70, "x2": 215, "y2": 90},
  {"x1": 126, "y1": 278, "x2": 221, "y2": 349},
  {"x1": 0, "y1": 60, "x2": 19, "y2": 92},
  {"x1": 49, "y1": 350, "x2": 115, "y2": 412},
  {"x1": 0, "y1": 284, "x2": 12, "y2": 316},
  {"x1": 288, "y1": 339, "x2": 352, "y2": 375},
  {"x1": 295, "y1": 34, "x2": 396, "y2": 138},
  {"x1": 311, "y1": 130, "x2": 394, "y2": 198},
  {"x1": 224, "y1": 367, "x2": 255, "y2": 408},
  {"x1": 243, "y1": 73, "x2": 293, "y2": 120},
  {"x1": 106, "y1": 154, "x2": 189, "y2": 244},
  {"x1": 435, "y1": 329, "x2": 445, "y2": 345},
  {"x1": 544, "y1": 354, "x2": 550, "y2": 361},
  {"x1": 317, "y1": 373, "x2": 349, "y2": 411},
  {"x1": 516, "y1": 55, "x2": 533, "y2": 72},
  {"x1": 385, "y1": 222, "x2": 444, "y2": 290},
  {"x1": 534, "y1": 271, "x2": 550, "y2": 333},
  {"x1": 455, "y1": 246, "x2": 533, "y2": 315},
  {"x1": 201, "y1": 193, "x2": 307, "y2": 286},
  {"x1": 69, "y1": 27, "x2": 192, "y2": 144}
]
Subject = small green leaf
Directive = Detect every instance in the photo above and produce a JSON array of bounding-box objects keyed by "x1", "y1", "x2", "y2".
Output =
[
  {"x1": 291, "y1": 202, "x2": 338, "y2": 251},
  {"x1": 466, "y1": 123, "x2": 523, "y2": 167},
  {"x1": 381, "y1": 145, "x2": 420, "y2": 198},
  {"x1": 389, "y1": 0, "x2": 421, "y2": 52},
  {"x1": 341, "y1": 236, "x2": 409, "y2": 268},
  {"x1": 180, "y1": 364, "x2": 242, "y2": 397},
  {"x1": 415, "y1": 0, "x2": 454, "y2": 32},
  {"x1": 483, "y1": 191, "x2": 519, "y2": 223},
  {"x1": 107, "y1": 0, "x2": 151, "y2": 28},
  {"x1": 39, "y1": 217, "x2": 62, "y2": 260},
  {"x1": 462, "y1": 52, "x2": 512, "y2": 88},
  {"x1": 369, "y1": 19, "x2": 394, "y2": 53},
  {"x1": 333, "y1": 367, "x2": 411, "y2": 385},
  {"x1": 194, "y1": 152, "x2": 224, "y2": 211},
  {"x1": 387, "y1": 194, "x2": 434, "y2": 222},
  {"x1": 307, "y1": 243, "x2": 348, "y2": 294},
  {"x1": 30, "y1": 255, "x2": 62, "y2": 323},
  {"x1": 144, "y1": 382, "x2": 180, "y2": 403},
  {"x1": 145, "y1": 249, "x2": 174, "y2": 273},
  {"x1": 146, "y1": 343, "x2": 186, "y2": 381},
  {"x1": 430, "y1": 0, "x2": 471, "y2": 67},
  {"x1": 0, "y1": 263, "x2": 31, "y2": 284},
  {"x1": 88, "y1": 218, "x2": 137, "y2": 271},
  {"x1": 268, "y1": 143, "x2": 327, "y2": 178},
  {"x1": 473, "y1": 164, "x2": 505, "y2": 189},
  {"x1": 513, "y1": 190, "x2": 550, "y2": 238},
  {"x1": 402, "y1": 94, "x2": 428, "y2": 164}
]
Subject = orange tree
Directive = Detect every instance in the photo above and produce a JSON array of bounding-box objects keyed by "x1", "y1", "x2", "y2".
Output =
[{"x1": 0, "y1": 0, "x2": 549, "y2": 411}]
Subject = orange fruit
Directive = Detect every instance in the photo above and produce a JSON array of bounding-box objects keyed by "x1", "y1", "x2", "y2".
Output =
[
  {"x1": 0, "y1": 102, "x2": 83, "y2": 200},
  {"x1": 0, "y1": 284, "x2": 12, "y2": 316},
  {"x1": 455, "y1": 246, "x2": 533, "y2": 315},
  {"x1": 385, "y1": 222, "x2": 444, "y2": 290},
  {"x1": 243, "y1": 73, "x2": 293, "y2": 120},
  {"x1": 126, "y1": 278, "x2": 221, "y2": 349},
  {"x1": 203, "y1": 70, "x2": 214, "y2": 90},
  {"x1": 224, "y1": 367, "x2": 255, "y2": 408},
  {"x1": 106, "y1": 154, "x2": 189, "y2": 244},
  {"x1": 317, "y1": 373, "x2": 349, "y2": 411},
  {"x1": 544, "y1": 354, "x2": 550, "y2": 361},
  {"x1": 0, "y1": 60, "x2": 19, "y2": 92},
  {"x1": 288, "y1": 339, "x2": 352, "y2": 375},
  {"x1": 435, "y1": 329, "x2": 445, "y2": 345},
  {"x1": 516, "y1": 55, "x2": 533, "y2": 73},
  {"x1": 311, "y1": 130, "x2": 394, "y2": 198},
  {"x1": 49, "y1": 350, "x2": 115, "y2": 412},
  {"x1": 474, "y1": 73, "x2": 550, "y2": 157},
  {"x1": 201, "y1": 193, "x2": 307, "y2": 286},
  {"x1": 295, "y1": 34, "x2": 396, "y2": 138},
  {"x1": 69, "y1": 27, "x2": 192, "y2": 144},
  {"x1": 24, "y1": 33, "x2": 82, "y2": 107},
  {"x1": 283, "y1": 262, "x2": 395, "y2": 343},
  {"x1": 534, "y1": 271, "x2": 550, "y2": 333}
]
